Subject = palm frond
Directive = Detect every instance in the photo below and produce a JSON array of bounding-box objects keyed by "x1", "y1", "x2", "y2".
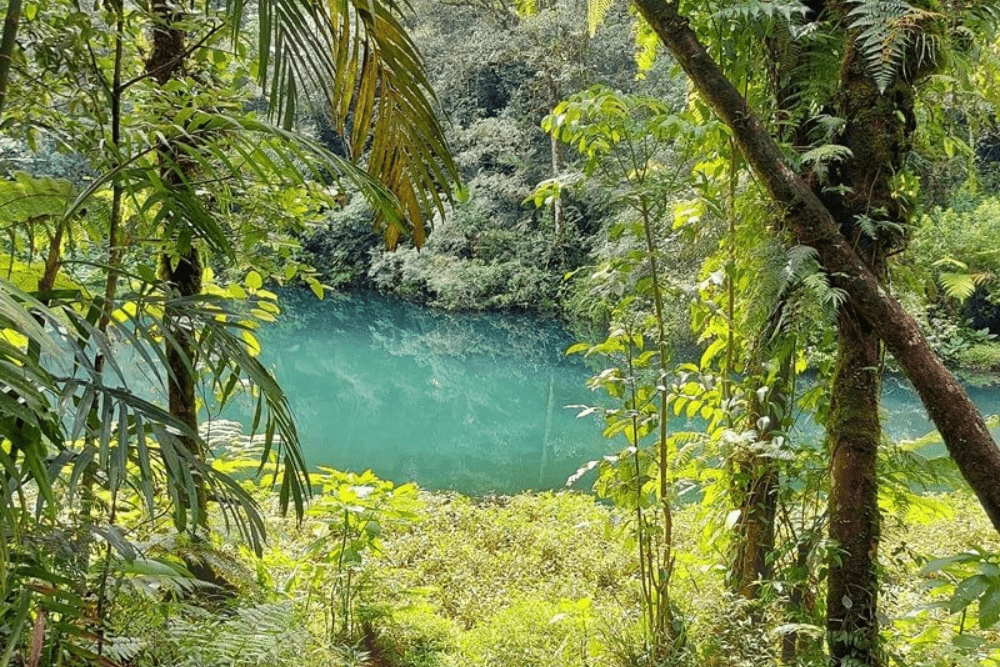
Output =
[
  {"x1": 330, "y1": 0, "x2": 458, "y2": 246},
  {"x1": 100, "y1": 287, "x2": 312, "y2": 522},
  {"x1": 242, "y1": 0, "x2": 459, "y2": 247},
  {"x1": 0, "y1": 282, "x2": 294, "y2": 551}
]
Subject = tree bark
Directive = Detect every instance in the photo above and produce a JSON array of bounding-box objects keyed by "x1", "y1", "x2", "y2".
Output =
[
  {"x1": 827, "y1": 307, "x2": 882, "y2": 666},
  {"x1": 631, "y1": 0, "x2": 1000, "y2": 534},
  {"x1": 730, "y1": 360, "x2": 785, "y2": 600},
  {"x1": 821, "y1": 32, "x2": 911, "y2": 666},
  {"x1": 147, "y1": 0, "x2": 208, "y2": 523},
  {"x1": 0, "y1": 0, "x2": 21, "y2": 117}
]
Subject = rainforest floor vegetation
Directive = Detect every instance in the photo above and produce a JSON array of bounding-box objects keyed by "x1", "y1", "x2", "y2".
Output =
[{"x1": 98, "y1": 458, "x2": 1000, "y2": 667}]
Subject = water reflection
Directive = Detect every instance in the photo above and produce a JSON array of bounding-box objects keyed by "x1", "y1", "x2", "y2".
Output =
[
  {"x1": 225, "y1": 290, "x2": 1000, "y2": 494},
  {"x1": 252, "y1": 290, "x2": 604, "y2": 494}
]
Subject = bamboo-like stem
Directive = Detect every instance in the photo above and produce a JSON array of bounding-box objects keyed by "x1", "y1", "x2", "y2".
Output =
[
  {"x1": 626, "y1": 342, "x2": 654, "y2": 634},
  {"x1": 92, "y1": 2, "x2": 127, "y2": 652},
  {"x1": 723, "y1": 138, "x2": 738, "y2": 420},
  {"x1": 639, "y1": 195, "x2": 674, "y2": 654}
]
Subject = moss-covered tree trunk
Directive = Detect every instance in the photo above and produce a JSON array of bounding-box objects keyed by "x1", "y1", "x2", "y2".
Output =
[
  {"x1": 826, "y1": 309, "x2": 881, "y2": 666},
  {"x1": 822, "y1": 37, "x2": 916, "y2": 665},
  {"x1": 147, "y1": 0, "x2": 208, "y2": 521},
  {"x1": 631, "y1": 0, "x2": 1000, "y2": 538},
  {"x1": 730, "y1": 364, "x2": 785, "y2": 600}
]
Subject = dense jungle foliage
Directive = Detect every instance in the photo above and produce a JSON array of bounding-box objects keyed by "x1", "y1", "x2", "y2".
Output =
[{"x1": 2, "y1": 0, "x2": 1000, "y2": 666}]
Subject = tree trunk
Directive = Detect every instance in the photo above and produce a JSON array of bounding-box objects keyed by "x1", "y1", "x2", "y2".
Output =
[
  {"x1": 631, "y1": 0, "x2": 1000, "y2": 534},
  {"x1": 147, "y1": 0, "x2": 207, "y2": 522},
  {"x1": 821, "y1": 34, "x2": 911, "y2": 666},
  {"x1": 731, "y1": 451, "x2": 779, "y2": 599},
  {"x1": 162, "y1": 250, "x2": 203, "y2": 448},
  {"x1": 730, "y1": 361, "x2": 785, "y2": 600},
  {"x1": 0, "y1": 0, "x2": 21, "y2": 116},
  {"x1": 827, "y1": 307, "x2": 881, "y2": 666}
]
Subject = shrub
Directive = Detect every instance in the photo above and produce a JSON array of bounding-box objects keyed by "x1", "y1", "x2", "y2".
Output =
[{"x1": 955, "y1": 342, "x2": 1000, "y2": 372}]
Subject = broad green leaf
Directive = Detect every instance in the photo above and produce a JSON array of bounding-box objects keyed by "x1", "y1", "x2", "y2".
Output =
[
  {"x1": 980, "y1": 583, "x2": 1000, "y2": 629},
  {"x1": 246, "y1": 270, "x2": 263, "y2": 290},
  {"x1": 950, "y1": 574, "x2": 989, "y2": 613}
]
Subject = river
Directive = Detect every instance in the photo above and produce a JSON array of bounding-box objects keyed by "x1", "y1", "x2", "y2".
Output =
[{"x1": 229, "y1": 290, "x2": 1000, "y2": 494}]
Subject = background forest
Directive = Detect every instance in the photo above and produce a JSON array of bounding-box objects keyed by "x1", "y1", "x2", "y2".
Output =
[{"x1": 2, "y1": 0, "x2": 1000, "y2": 666}]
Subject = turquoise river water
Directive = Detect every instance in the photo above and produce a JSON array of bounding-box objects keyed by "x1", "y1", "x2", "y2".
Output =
[{"x1": 211, "y1": 290, "x2": 1000, "y2": 495}]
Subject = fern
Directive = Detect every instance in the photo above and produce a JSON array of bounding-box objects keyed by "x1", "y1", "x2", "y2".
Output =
[
  {"x1": 714, "y1": 0, "x2": 811, "y2": 23},
  {"x1": 634, "y1": 16, "x2": 660, "y2": 73},
  {"x1": 799, "y1": 143, "x2": 853, "y2": 166},
  {"x1": 802, "y1": 269, "x2": 847, "y2": 310},
  {"x1": 154, "y1": 601, "x2": 310, "y2": 667},
  {"x1": 848, "y1": 0, "x2": 943, "y2": 93},
  {"x1": 587, "y1": 0, "x2": 615, "y2": 36},
  {"x1": 798, "y1": 143, "x2": 854, "y2": 182},
  {"x1": 939, "y1": 271, "x2": 992, "y2": 302}
]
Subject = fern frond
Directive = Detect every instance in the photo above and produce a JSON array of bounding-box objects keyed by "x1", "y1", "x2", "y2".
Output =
[
  {"x1": 798, "y1": 143, "x2": 853, "y2": 169},
  {"x1": 784, "y1": 245, "x2": 820, "y2": 285},
  {"x1": 715, "y1": 0, "x2": 810, "y2": 23},
  {"x1": 848, "y1": 0, "x2": 943, "y2": 92},
  {"x1": 634, "y1": 14, "x2": 660, "y2": 73},
  {"x1": 587, "y1": 0, "x2": 615, "y2": 36},
  {"x1": 939, "y1": 270, "x2": 992, "y2": 302},
  {"x1": 515, "y1": 0, "x2": 538, "y2": 16}
]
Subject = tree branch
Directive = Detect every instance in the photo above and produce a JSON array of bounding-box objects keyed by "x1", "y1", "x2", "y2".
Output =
[{"x1": 630, "y1": 0, "x2": 1000, "y2": 532}]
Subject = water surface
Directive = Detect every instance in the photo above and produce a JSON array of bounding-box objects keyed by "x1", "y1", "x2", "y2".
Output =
[
  {"x1": 253, "y1": 290, "x2": 604, "y2": 494},
  {"x1": 238, "y1": 290, "x2": 1000, "y2": 494}
]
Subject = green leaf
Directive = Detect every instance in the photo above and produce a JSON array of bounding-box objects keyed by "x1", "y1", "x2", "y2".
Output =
[
  {"x1": 246, "y1": 270, "x2": 263, "y2": 290},
  {"x1": 950, "y1": 574, "x2": 989, "y2": 613},
  {"x1": 979, "y1": 584, "x2": 1000, "y2": 629},
  {"x1": 952, "y1": 633, "x2": 985, "y2": 650}
]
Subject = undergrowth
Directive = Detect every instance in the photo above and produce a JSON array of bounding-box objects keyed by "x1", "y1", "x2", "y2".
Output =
[{"x1": 102, "y1": 474, "x2": 999, "y2": 667}]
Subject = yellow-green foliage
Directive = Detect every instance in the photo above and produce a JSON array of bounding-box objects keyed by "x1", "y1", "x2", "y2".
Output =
[
  {"x1": 371, "y1": 492, "x2": 635, "y2": 629},
  {"x1": 956, "y1": 342, "x2": 1000, "y2": 371},
  {"x1": 0, "y1": 257, "x2": 82, "y2": 292}
]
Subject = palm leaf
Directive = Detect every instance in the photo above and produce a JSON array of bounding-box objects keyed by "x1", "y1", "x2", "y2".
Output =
[
  {"x1": 95, "y1": 286, "x2": 312, "y2": 522},
  {"x1": 242, "y1": 0, "x2": 459, "y2": 247},
  {"x1": 0, "y1": 283, "x2": 282, "y2": 550}
]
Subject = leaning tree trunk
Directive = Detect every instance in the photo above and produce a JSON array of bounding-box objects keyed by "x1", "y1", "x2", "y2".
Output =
[
  {"x1": 147, "y1": 0, "x2": 207, "y2": 523},
  {"x1": 631, "y1": 0, "x2": 1000, "y2": 535}
]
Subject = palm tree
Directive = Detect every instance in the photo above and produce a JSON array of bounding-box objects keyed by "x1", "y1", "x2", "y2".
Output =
[{"x1": 0, "y1": 0, "x2": 458, "y2": 660}]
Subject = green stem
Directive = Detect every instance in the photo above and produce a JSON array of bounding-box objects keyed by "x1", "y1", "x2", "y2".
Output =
[
  {"x1": 639, "y1": 196, "x2": 672, "y2": 578},
  {"x1": 723, "y1": 138, "x2": 738, "y2": 420},
  {"x1": 639, "y1": 197, "x2": 674, "y2": 651},
  {"x1": 626, "y1": 342, "x2": 653, "y2": 634}
]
